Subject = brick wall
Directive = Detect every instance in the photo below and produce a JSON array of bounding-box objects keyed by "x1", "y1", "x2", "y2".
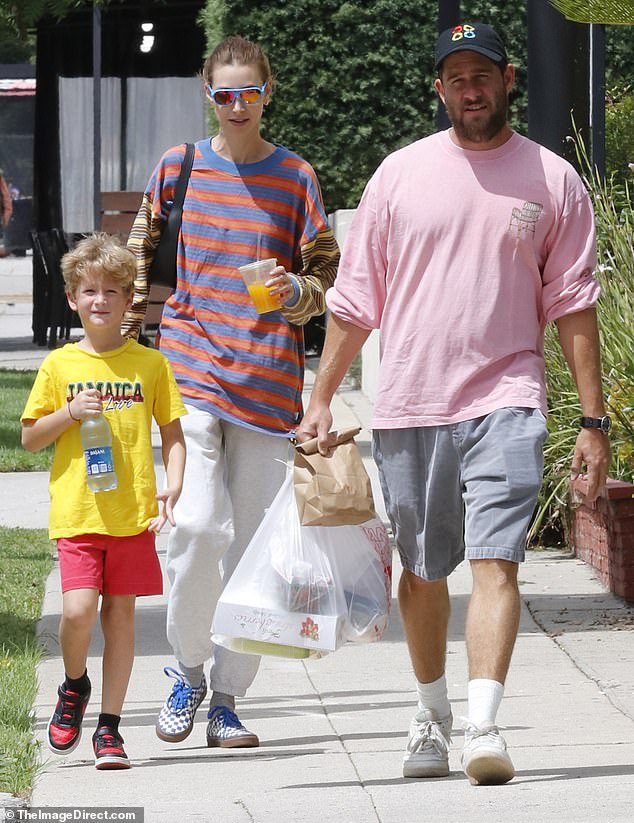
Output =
[{"x1": 569, "y1": 478, "x2": 634, "y2": 602}]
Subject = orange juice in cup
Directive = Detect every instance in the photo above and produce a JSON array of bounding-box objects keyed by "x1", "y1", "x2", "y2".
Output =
[
  {"x1": 238, "y1": 258, "x2": 281, "y2": 314},
  {"x1": 247, "y1": 281, "x2": 280, "y2": 313}
]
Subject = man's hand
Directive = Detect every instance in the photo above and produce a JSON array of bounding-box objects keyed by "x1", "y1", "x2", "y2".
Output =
[
  {"x1": 297, "y1": 314, "x2": 371, "y2": 455},
  {"x1": 296, "y1": 403, "x2": 336, "y2": 456},
  {"x1": 570, "y1": 428, "x2": 611, "y2": 502}
]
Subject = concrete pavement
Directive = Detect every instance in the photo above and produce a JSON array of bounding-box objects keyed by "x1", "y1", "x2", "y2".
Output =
[
  {"x1": 1, "y1": 253, "x2": 634, "y2": 822},
  {"x1": 0, "y1": 252, "x2": 53, "y2": 370}
]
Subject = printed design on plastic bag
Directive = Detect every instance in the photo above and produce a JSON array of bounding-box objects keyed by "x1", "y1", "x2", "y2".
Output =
[
  {"x1": 236, "y1": 610, "x2": 284, "y2": 641},
  {"x1": 361, "y1": 520, "x2": 393, "y2": 604},
  {"x1": 212, "y1": 472, "x2": 393, "y2": 657},
  {"x1": 300, "y1": 617, "x2": 320, "y2": 641}
]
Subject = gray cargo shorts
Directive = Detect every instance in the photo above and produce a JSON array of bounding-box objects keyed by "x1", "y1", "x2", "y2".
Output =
[{"x1": 372, "y1": 407, "x2": 548, "y2": 581}]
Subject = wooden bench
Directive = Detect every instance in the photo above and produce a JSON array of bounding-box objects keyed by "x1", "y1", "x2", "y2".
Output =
[
  {"x1": 100, "y1": 191, "x2": 143, "y2": 236},
  {"x1": 100, "y1": 191, "x2": 171, "y2": 332}
]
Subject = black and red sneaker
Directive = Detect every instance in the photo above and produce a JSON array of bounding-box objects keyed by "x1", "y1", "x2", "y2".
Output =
[
  {"x1": 92, "y1": 726, "x2": 131, "y2": 770},
  {"x1": 47, "y1": 681, "x2": 91, "y2": 754}
]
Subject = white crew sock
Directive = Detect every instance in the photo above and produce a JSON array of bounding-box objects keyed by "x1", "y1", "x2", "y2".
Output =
[
  {"x1": 467, "y1": 678, "x2": 504, "y2": 726},
  {"x1": 416, "y1": 673, "x2": 452, "y2": 719}
]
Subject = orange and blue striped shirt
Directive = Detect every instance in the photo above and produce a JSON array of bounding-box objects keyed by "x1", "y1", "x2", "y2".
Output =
[{"x1": 123, "y1": 140, "x2": 339, "y2": 435}]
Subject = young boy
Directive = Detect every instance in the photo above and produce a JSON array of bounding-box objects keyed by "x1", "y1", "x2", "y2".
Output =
[{"x1": 21, "y1": 233, "x2": 186, "y2": 770}]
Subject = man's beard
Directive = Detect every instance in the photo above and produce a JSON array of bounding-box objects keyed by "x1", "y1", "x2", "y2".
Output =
[
  {"x1": 446, "y1": 89, "x2": 509, "y2": 145},
  {"x1": 452, "y1": 107, "x2": 508, "y2": 145}
]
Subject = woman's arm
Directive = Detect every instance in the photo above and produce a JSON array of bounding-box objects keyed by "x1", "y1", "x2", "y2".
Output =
[
  {"x1": 280, "y1": 229, "x2": 340, "y2": 326},
  {"x1": 122, "y1": 195, "x2": 163, "y2": 340}
]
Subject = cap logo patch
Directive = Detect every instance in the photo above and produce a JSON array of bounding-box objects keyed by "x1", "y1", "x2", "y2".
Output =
[{"x1": 451, "y1": 25, "x2": 476, "y2": 42}]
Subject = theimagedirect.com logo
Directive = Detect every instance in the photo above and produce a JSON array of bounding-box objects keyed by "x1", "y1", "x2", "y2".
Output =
[{"x1": 4, "y1": 809, "x2": 143, "y2": 822}]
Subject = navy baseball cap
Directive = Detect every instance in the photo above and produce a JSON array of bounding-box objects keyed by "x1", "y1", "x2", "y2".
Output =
[{"x1": 435, "y1": 23, "x2": 508, "y2": 70}]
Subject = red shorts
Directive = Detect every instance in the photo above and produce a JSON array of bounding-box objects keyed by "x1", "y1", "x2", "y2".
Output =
[{"x1": 57, "y1": 530, "x2": 163, "y2": 596}]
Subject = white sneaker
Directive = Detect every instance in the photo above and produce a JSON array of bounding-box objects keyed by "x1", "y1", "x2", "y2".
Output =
[
  {"x1": 402, "y1": 708, "x2": 452, "y2": 778},
  {"x1": 461, "y1": 721, "x2": 515, "y2": 785}
]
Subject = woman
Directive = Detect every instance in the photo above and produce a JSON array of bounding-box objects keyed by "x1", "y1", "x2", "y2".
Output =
[{"x1": 123, "y1": 36, "x2": 339, "y2": 749}]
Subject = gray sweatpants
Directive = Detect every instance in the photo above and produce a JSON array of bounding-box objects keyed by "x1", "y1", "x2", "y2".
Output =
[{"x1": 165, "y1": 404, "x2": 290, "y2": 696}]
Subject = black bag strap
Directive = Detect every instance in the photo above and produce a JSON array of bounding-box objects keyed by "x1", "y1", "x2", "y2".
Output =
[
  {"x1": 148, "y1": 142, "x2": 195, "y2": 289},
  {"x1": 163, "y1": 141, "x2": 195, "y2": 248}
]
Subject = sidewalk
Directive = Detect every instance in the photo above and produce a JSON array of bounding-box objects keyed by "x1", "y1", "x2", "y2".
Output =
[
  {"x1": 0, "y1": 252, "x2": 53, "y2": 370},
  {"x1": 1, "y1": 254, "x2": 634, "y2": 822}
]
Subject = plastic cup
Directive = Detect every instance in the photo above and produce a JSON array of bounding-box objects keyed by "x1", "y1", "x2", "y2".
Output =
[{"x1": 238, "y1": 258, "x2": 280, "y2": 314}]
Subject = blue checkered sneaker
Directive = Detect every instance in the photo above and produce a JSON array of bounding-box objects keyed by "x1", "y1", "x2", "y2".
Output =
[
  {"x1": 155, "y1": 667, "x2": 207, "y2": 743},
  {"x1": 206, "y1": 706, "x2": 259, "y2": 748}
]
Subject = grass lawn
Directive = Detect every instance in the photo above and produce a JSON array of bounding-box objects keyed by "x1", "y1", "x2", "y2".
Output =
[
  {"x1": 0, "y1": 527, "x2": 55, "y2": 796},
  {"x1": 0, "y1": 369, "x2": 52, "y2": 471},
  {"x1": 0, "y1": 368, "x2": 55, "y2": 795}
]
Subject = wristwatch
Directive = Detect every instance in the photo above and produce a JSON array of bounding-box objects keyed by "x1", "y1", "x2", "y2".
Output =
[{"x1": 579, "y1": 415, "x2": 611, "y2": 433}]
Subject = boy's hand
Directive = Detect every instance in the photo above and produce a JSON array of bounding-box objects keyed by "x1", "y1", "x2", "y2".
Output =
[
  {"x1": 23, "y1": 388, "x2": 107, "y2": 452},
  {"x1": 69, "y1": 388, "x2": 104, "y2": 421},
  {"x1": 149, "y1": 486, "x2": 180, "y2": 533}
]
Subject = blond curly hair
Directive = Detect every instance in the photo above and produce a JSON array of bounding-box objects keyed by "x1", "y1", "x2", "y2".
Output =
[{"x1": 62, "y1": 233, "x2": 137, "y2": 297}]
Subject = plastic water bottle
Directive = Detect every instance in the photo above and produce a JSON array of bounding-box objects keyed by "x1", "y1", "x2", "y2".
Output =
[{"x1": 80, "y1": 412, "x2": 118, "y2": 492}]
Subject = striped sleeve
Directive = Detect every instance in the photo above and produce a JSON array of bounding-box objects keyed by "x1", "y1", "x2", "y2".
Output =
[
  {"x1": 121, "y1": 194, "x2": 162, "y2": 339},
  {"x1": 121, "y1": 144, "x2": 186, "y2": 340},
  {"x1": 281, "y1": 228, "x2": 339, "y2": 326}
]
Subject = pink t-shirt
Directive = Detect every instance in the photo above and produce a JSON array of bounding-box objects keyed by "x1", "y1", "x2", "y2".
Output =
[{"x1": 327, "y1": 130, "x2": 599, "y2": 428}]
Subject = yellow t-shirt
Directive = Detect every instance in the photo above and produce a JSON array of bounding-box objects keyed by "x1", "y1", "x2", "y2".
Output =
[{"x1": 22, "y1": 339, "x2": 186, "y2": 538}]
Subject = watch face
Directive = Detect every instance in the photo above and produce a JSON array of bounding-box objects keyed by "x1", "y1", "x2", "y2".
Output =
[{"x1": 600, "y1": 416, "x2": 612, "y2": 433}]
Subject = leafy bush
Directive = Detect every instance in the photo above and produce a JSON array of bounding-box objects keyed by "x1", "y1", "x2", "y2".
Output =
[
  {"x1": 199, "y1": 0, "x2": 634, "y2": 213},
  {"x1": 530, "y1": 142, "x2": 634, "y2": 544},
  {"x1": 201, "y1": 0, "x2": 530, "y2": 212},
  {"x1": 605, "y1": 84, "x2": 634, "y2": 188},
  {"x1": 198, "y1": 0, "x2": 634, "y2": 543}
]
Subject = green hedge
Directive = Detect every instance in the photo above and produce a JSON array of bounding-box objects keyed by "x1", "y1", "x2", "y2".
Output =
[{"x1": 532, "y1": 141, "x2": 633, "y2": 543}]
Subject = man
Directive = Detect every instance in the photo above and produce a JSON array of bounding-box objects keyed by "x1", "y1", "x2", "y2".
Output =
[
  {"x1": 297, "y1": 23, "x2": 611, "y2": 786},
  {"x1": 0, "y1": 170, "x2": 12, "y2": 228},
  {"x1": 0, "y1": 170, "x2": 13, "y2": 257}
]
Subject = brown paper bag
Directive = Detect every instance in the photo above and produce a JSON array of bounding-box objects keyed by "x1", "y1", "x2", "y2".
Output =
[{"x1": 293, "y1": 427, "x2": 377, "y2": 526}]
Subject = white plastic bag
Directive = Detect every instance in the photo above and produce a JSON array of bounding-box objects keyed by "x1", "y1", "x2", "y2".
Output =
[{"x1": 212, "y1": 472, "x2": 392, "y2": 658}]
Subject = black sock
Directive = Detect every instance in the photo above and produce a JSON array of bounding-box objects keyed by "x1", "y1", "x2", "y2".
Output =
[
  {"x1": 97, "y1": 713, "x2": 121, "y2": 732},
  {"x1": 64, "y1": 670, "x2": 90, "y2": 695}
]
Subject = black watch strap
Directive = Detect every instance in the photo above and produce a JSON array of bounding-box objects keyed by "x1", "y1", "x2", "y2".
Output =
[{"x1": 579, "y1": 415, "x2": 611, "y2": 433}]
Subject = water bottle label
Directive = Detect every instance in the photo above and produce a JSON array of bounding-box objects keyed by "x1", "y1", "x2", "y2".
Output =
[{"x1": 84, "y1": 446, "x2": 115, "y2": 476}]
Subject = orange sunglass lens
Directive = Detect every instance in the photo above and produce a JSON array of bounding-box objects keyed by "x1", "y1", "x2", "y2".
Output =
[{"x1": 240, "y1": 89, "x2": 262, "y2": 104}]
